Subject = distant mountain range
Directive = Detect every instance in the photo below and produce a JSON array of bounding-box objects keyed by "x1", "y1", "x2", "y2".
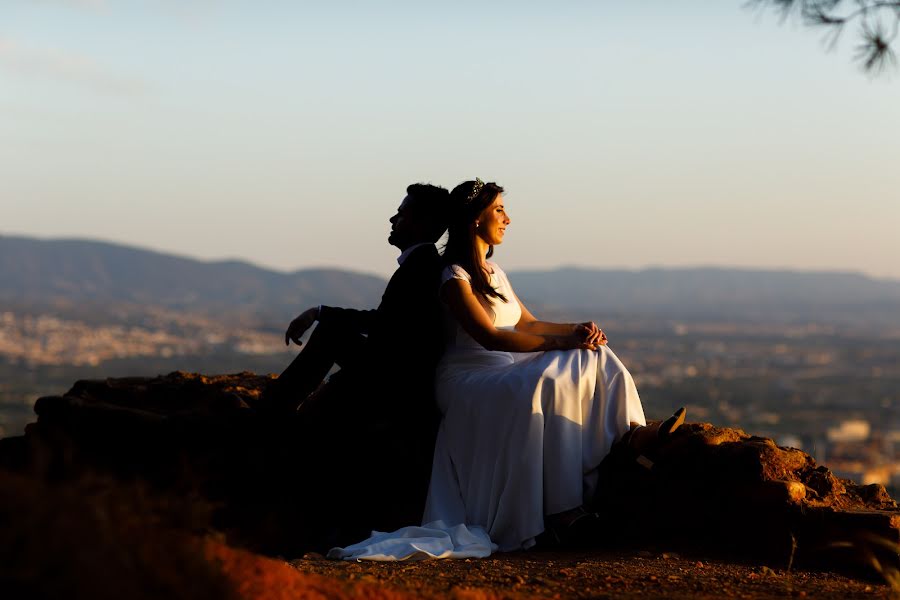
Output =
[
  {"x1": 3, "y1": 234, "x2": 899, "y2": 327},
  {"x1": 0, "y1": 235, "x2": 387, "y2": 321},
  {"x1": 510, "y1": 267, "x2": 900, "y2": 325}
]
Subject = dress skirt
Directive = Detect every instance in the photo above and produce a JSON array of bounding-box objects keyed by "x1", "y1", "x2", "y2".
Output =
[{"x1": 423, "y1": 344, "x2": 646, "y2": 552}]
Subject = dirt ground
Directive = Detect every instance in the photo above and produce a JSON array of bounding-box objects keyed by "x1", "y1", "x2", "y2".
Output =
[{"x1": 291, "y1": 548, "x2": 895, "y2": 599}]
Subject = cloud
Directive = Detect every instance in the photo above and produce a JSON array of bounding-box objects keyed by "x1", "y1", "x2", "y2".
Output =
[{"x1": 0, "y1": 36, "x2": 148, "y2": 97}]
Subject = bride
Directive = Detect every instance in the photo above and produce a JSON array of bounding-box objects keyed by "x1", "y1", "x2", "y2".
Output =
[{"x1": 330, "y1": 179, "x2": 684, "y2": 560}]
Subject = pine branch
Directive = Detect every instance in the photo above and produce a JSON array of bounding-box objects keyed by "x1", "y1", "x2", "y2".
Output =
[{"x1": 751, "y1": 0, "x2": 900, "y2": 73}]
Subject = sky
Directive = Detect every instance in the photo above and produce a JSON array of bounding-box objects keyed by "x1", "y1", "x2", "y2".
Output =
[{"x1": 2, "y1": 0, "x2": 899, "y2": 280}]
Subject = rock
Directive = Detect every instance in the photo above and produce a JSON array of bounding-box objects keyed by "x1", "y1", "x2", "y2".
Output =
[
  {"x1": 592, "y1": 421, "x2": 900, "y2": 572},
  {"x1": 2, "y1": 371, "x2": 432, "y2": 557}
]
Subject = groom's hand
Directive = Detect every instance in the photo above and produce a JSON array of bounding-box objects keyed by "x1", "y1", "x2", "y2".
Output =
[{"x1": 284, "y1": 306, "x2": 319, "y2": 346}]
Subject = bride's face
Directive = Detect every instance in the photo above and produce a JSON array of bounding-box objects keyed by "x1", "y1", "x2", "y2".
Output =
[{"x1": 476, "y1": 194, "x2": 511, "y2": 246}]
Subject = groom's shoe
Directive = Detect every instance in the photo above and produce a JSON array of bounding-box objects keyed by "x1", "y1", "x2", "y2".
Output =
[
  {"x1": 659, "y1": 407, "x2": 686, "y2": 442},
  {"x1": 612, "y1": 408, "x2": 687, "y2": 471}
]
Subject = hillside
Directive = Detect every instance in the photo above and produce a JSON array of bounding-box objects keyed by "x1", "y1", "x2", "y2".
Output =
[
  {"x1": 510, "y1": 267, "x2": 900, "y2": 326},
  {"x1": 2, "y1": 371, "x2": 898, "y2": 599},
  {"x1": 0, "y1": 235, "x2": 387, "y2": 319}
]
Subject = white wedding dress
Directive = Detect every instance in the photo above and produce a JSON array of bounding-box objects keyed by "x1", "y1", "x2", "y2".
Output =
[{"x1": 329, "y1": 262, "x2": 646, "y2": 561}]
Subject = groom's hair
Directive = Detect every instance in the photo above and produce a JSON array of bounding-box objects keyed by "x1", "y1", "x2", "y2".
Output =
[{"x1": 407, "y1": 183, "x2": 451, "y2": 242}]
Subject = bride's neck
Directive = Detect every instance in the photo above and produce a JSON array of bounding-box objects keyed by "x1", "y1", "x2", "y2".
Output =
[{"x1": 474, "y1": 238, "x2": 490, "y2": 268}]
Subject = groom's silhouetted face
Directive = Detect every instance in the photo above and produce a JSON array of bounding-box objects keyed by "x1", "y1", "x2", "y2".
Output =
[{"x1": 388, "y1": 195, "x2": 427, "y2": 251}]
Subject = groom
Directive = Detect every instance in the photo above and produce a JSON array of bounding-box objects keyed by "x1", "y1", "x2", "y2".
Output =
[
  {"x1": 264, "y1": 183, "x2": 450, "y2": 536},
  {"x1": 265, "y1": 183, "x2": 449, "y2": 424}
]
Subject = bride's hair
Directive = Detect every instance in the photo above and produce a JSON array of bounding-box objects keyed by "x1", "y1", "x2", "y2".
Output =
[{"x1": 444, "y1": 179, "x2": 508, "y2": 304}]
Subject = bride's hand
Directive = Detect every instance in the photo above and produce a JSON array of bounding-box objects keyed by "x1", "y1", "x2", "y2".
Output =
[{"x1": 574, "y1": 321, "x2": 607, "y2": 349}]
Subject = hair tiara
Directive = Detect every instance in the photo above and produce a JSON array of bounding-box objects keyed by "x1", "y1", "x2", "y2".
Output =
[{"x1": 466, "y1": 178, "x2": 485, "y2": 203}]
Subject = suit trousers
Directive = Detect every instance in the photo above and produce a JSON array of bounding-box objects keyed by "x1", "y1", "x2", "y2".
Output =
[{"x1": 263, "y1": 317, "x2": 366, "y2": 414}]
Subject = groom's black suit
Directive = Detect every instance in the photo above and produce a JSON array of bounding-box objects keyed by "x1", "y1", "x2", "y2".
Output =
[
  {"x1": 268, "y1": 244, "x2": 444, "y2": 542},
  {"x1": 316, "y1": 243, "x2": 444, "y2": 428},
  {"x1": 271, "y1": 243, "x2": 444, "y2": 431}
]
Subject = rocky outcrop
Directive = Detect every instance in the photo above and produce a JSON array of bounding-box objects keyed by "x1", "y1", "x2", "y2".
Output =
[
  {"x1": 1, "y1": 371, "x2": 898, "y2": 572},
  {"x1": 593, "y1": 422, "x2": 899, "y2": 570},
  {"x1": 0, "y1": 371, "x2": 427, "y2": 556}
]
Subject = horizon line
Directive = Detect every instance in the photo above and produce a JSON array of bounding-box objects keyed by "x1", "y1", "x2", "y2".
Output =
[{"x1": 3, "y1": 231, "x2": 898, "y2": 284}]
